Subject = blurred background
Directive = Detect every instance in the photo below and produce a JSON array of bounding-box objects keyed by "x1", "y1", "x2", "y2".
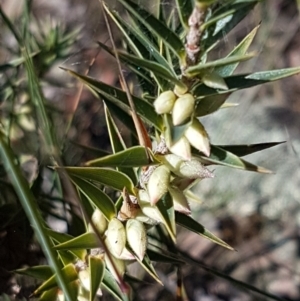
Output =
[{"x1": 1, "y1": 0, "x2": 300, "y2": 300}]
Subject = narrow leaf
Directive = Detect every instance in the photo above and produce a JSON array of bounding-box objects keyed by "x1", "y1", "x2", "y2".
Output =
[
  {"x1": 62, "y1": 68, "x2": 163, "y2": 130},
  {"x1": 62, "y1": 166, "x2": 135, "y2": 195},
  {"x1": 147, "y1": 248, "x2": 184, "y2": 264},
  {"x1": 192, "y1": 66, "x2": 300, "y2": 97},
  {"x1": 186, "y1": 53, "x2": 255, "y2": 76},
  {"x1": 0, "y1": 132, "x2": 73, "y2": 301},
  {"x1": 86, "y1": 146, "x2": 159, "y2": 168},
  {"x1": 175, "y1": 0, "x2": 193, "y2": 28},
  {"x1": 216, "y1": 142, "x2": 285, "y2": 157},
  {"x1": 175, "y1": 212, "x2": 234, "y2": 250},
  {"x1": 195, "y1": 93, "x2": 230, "y2": 116},
  {"x1": 116, "y1": 0, "x2": 185, "y2": 59},
  {"x1": 156, "y1": 193, "x2": 176, "y2": 242},
  {"x1": 98, "y1": 41, "x2": 185, "y2": 89},
  {"x1": 105, "y1": 106, "x2": 137, "y2": 183},
  {"x1": 14, "y1": 266, "x2": 53, "y2": 280},
  {"x1": 53, "y1": 232, "x2": 99, "y2": 250},
  {"x1": 202, "y1": 1, "x2": 258, "y2": 51},
  {"x1": 102, "y1": 269, "x2": 130, "y2": 301},
  {"x1": 32, "y1": 263, "x2": 78, "y2": 296},
  {"x1": 195, "y1": 145, "x2": 273, "y2": 173},
  {"x1": 215, "y1": 25, "x2": 260, "y2": 77},
  {"x1": 70, "y1": 176, "x2": 116, "y2": 220},
  {"x1": 105, "y1": 6, "x2": 172, "y2": 71},
  {"x1": 134, "y1": 252, "x2": 163, "y2": 285},
  {"x1": 89, "y1": 255, "x2": 105, "y2": 301}
]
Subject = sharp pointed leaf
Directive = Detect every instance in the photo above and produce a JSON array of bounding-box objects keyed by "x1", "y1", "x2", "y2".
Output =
[
  {"x1": 62, "y1": 166, "x2": 135, "y2": 195},
  {"x1": 40, "y1": 288, "x2": 58, "y2": 301},
  {"x1": 14, "y1": 266, "x2": 53, "y2": 280},
  {"x1": 89, "y1": 255, "x2": 105, "y2": 301},
  {"x1": 32, "y1": 263, "x2": 78, "y2": 296},
  {"x1": 175, "y1": 212, "x2": 234, "y2": 250},
  {"x1": 215, "y1": 25, "x2": 260, "y2": 77},
  {"x1": 105, "y1": 106, "x2": 137, "y2": 183},
  {"x1": 53, "y1": 232, "x2": 99, "y2": 250},
  {"x1": 195, "y1": 93, "x2": 230, "y2": 116},
  {"x1": 98, "y1": 41, "x2": 185, "y2": 89},
  {"x1": 192, "y1": 67, "x2": 300, "y2": 97},
  {"x1": 101, "y1": 269, "x2": 130, "y2": 301},
  {"x1": 105, "y1": 5, "x2": 172, "y2": 71},
  {"x1": 46, "y1": 229, "x2": 86, "y2": 260},
  {"x1": 62, "y1": 68, "x2": 163, "y2": 130},
  {"x1": 147, "y1": 248, "x2": 184, "y2": 264},
  {"x1": 186, "y1": 53, "x2": 255, "y2": 76},
  {"x1": 216, "y1": 142, "x2": 285, "y2": 157},
  {"x1": 202, "y1": 1, "x2": 258, "y2": 51},
  {"x1": 156, "y1": 192, "x2": 176, "y2": 243},
  {"x1": 71, "y1": 176, "x2": 116, "y2": 220},
  {"x1": 116, "y1": 0, "x2": 185, "y2": 59},
  {"x1": 175, "y1": 0, "x2": 193, "y2": 28},
  {"x1": 134, "y1": 251, "x2": 163, "y2": 285},
  {"x1": 86, "y1": 146, "x2": 159, "y2": 168},
  {"x1": 195, "y1": 145, "x2": 273, "y2": 173}
]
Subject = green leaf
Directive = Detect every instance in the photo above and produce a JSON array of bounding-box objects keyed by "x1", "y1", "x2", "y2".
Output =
[
  {"x1": 104, "y1": 106, "x2": 137, "y2": 183},
  {"x1": 102, "y1": 269, "x2": 130, "y2": 301},
  {"x1": 46, "y1": 228, "x2": 86, "y2": 260},
  {"x1": 192, "y1": 66, "x2": 300, "y2": 97},
  {"x1": 202, "y1": 1, "x2": 258, "y2": 51},
  {"x1": 175, "y1": 212, "x2": 234, "y2": 250},
  {"x1": 62, "y1": 68, "x2": 163, "y2": 130},
  {"x1": 134, "y1": 252, "x2": 163, "y2": 285},
  {"x1": 216, "y1": 142, "x2": 285, "y2": 157},
  {"x1": 116, "y1": 0, "x2": 185, "y2": 60},
  {"x1": 63, "y1": 166, "x2": 135, "y2": 194},
  {"x1": 104, "y1": 5, "x2": 172, "y2": 72},
  {"x1": 195, "y1": 93, "x2": 230, "y2": 116},
  {"x1": 215, "y1": 25, "x2": 260, "y2": 77},
  {"x1": 98, "y1": 41, "x2": 185, "y2": 89},
  {"x1": 89, "y1": 255, "x2": 105, "y2": 301},
  {"x1": 86, "y1": 146, "x2": 159, "y2": 168},
  {"x1": 156, "y1": 193, "x2": 176, "y2": 242},
  {"x1": 70, "y1": 141, "x2": 110, "y2": 158},
  {"x1": 40, "y1": 288, "x2": 59, "y2": 301},
  {"x1": 147, "y1": 248, "x2": 184, "y2": 264},
  {"x1": 175, "y1": 0, "x2": 193, "y2": 28},
  {"x1": 185, "y1": 53, "x2": 255, "y2": 76},
  {"x1": 14, "y1": 265, "x2": 53, "y2": 281},
  {"x1": 195, "y1": 145, "x2": 272, "y2": 173},
  {"x1": 70, "y1": 176, "x2": 116, "y2": 221},
  {"x1": 0, "y1": 132, "x2": 73, "y2": 301},
  {"x1": 32, "y1": 263, "x2": 78, "y2": 296},
  {"x1": 178, "y1": 251, "x2": 287, "y2": 301},
  {"x1": 53, "y1": 232, "x2": 99, "y2": 250}
]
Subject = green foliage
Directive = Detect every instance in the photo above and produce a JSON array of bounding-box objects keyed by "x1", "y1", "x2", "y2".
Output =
[{"x1": 0, "y1": 1, "x2": 298, "y2": 300}]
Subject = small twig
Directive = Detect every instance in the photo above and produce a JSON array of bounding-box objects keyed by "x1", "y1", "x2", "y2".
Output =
[{"x1": 184, "y1": 3, "x2": 208, "y2": 68}]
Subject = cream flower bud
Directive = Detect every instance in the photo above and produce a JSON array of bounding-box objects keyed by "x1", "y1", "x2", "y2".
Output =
[
  {"x1": 106, "y1": 218, "x2": 126, "y2": 257},
  {"x1": 178, "y1": 158, "x2": 214, "y2": 179},
  {"x1": 185, "y1": 118, "x2": 210, "y2": 157},
  {"x1": 88, "y1": 209, "x2": 108, "y2": 236},
  {"x1": 147, "y1": 165, "x2": 170, "y2": 205},
  {"x1": 126, "y1": 219, "x2": 147, "y2": 261},
  {"x1": 154, "y1": 90, "x2": 177, "y2": 114},
  {"x1": 78, "y1": 269, "x2": 91, "y2": 291},
  {"x1": 169, "y1": 136, "x2": 191, "y2": 160},
  {"x1": 172, "y1": 93, "x2": 195, "y2": 125},
  {"x1": 137, "y1": 189, "x2": 162, "y2": 224},
  {"x1": 168, "y1": 186, "x2": 191, "y2": 215}
]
